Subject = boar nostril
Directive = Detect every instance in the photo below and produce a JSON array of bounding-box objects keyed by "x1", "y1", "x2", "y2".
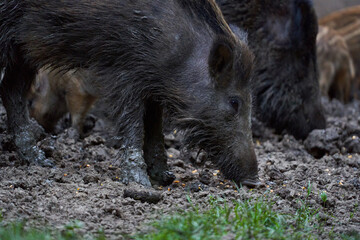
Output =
[{"x1": 240, "y1": 178, "x2": 263, "y2": 188}]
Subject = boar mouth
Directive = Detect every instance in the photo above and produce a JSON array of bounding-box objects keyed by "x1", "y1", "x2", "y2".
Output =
[
  {"x1": 240, "y1": 178, "x2": 262, "y2": 188},
  {"x1": 174, "y1": 116, "x2": 259, "y2": 187}
]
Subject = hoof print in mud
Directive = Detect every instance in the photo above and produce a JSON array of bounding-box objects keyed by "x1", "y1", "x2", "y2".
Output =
[{"x1": 123, "y1": 189, "x2": 162, "y2": 204}]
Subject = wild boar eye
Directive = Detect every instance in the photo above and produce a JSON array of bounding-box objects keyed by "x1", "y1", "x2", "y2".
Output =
[{"x1": 229, "y1": 97, "x2": 240, "y2": 113}]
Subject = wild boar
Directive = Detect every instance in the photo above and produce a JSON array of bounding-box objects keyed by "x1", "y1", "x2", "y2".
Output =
[
  {"x1": 27, "y1": 68, "x2": 97, "y2": 135},
  {"x1": 217, "y1": 0, "x2": 326, "y2": 139},
  {"x1": 316, "y1": 26, "x2": 355, "y2": 102},
  {"x1": 319, "y1": 5, "x2": 360, "y2": 99},
  {"x1": 0, "y1": 0, "x2": 258, "y2": 187}
]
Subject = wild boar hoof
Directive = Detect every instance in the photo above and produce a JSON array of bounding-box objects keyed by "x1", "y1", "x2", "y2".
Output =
[
  {"x1": 14, "y1": 126, "x2": 54, "y2": 167},
  {"x1": 120, "y1": 165, "x2": 152, "y2": 187},
  {"x1": 240, "y1": 178, "x2": 262, "y2": 188},
  {"x1": 19, "y1": 145, "x2": 54, "y2": 167},
  {"x1": 119, "y1": 147, "x2": 152, "y2": 186},
  {"x1": 33, "y1": 153, "x2": 55, "y2": 167},
  {"x1": 29, "y1": 119, "x2": 46, "y2": 141},
  {"x1": 150, "y1": 170, "x2": 176, "y2": 186}
]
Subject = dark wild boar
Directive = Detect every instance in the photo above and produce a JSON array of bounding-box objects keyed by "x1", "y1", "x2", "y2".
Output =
[
  {"x1": 316, "y1": 26, "x2": 355, "y2": 103},
  {"x1": 28, "y1": 68, "x2": 97, "y2": 135},
  {"x1": 0, "y1": 0, "x2": 259, "y2": 187},
  {"x1": 217, "y1": 0, "x2": 326, "y2": 139}
]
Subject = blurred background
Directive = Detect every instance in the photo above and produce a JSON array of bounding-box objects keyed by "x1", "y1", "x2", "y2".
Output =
[{"x1": 314, "y1": 0, "x2": 360, "y2": 17}]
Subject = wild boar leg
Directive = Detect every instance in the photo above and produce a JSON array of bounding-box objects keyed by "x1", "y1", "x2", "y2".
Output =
[
  {"x1": 143, "y1": 99, "x2": 176, "y2": 186},
  {"x1": 114, "y1": 100, "x2": 151, "y2": 186},
  {"x1": 0, "y1": 56, "x2": 52, "y2": 166}
]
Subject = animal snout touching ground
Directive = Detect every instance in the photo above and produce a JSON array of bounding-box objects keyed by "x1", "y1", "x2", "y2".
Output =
[{"x1": 0, "y1": 1, "x2": 359, "y2": 238}]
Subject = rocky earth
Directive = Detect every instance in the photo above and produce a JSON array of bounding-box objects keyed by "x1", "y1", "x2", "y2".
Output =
[{"x1": 0, "y1": 97, "x2": 359, "y2": 239}]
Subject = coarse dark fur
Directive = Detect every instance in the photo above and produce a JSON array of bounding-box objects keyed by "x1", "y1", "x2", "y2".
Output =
[
  {"x1": 217, "y1": 0, "x2": 326, "y2": 139},
  {"x1": 0, "y1": 0, "x2": 258, "y2": 187}
]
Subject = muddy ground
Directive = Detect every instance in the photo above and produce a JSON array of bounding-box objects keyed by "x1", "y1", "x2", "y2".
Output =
[{"x1": 0, "y1": 97, "x2": 359, "y2": 239}]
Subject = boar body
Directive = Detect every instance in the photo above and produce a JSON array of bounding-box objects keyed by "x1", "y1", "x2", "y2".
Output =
[
  {"x1": 0, "y1": 0, "x2": 258, "y2": 187},
  {"x1": 217, "y1": 0, "x2": 326, "y2": 139}
]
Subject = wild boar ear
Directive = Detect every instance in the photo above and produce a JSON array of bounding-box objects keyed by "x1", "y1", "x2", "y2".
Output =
[
  {"x1": 293, "y1": 0, "x2": 318, "y2": 43},
  {"x1": 208, "y1": 38, "x2": 234, "y2": 88}
]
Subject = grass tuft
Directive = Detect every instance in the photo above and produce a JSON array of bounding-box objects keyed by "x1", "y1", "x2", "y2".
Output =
[
  {"x1": 0, "y1": 221, "x2": 106, "y2": 240},
  {"x1": 0, "y1": 195, "x2": 356, "y2": 240},
  {"x1": 135, "y1": 196, "x2": 320, "y2": 240}
]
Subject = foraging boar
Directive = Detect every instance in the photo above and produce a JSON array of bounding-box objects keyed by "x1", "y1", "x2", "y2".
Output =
[
  {"x1": 0, "y1": 0, "x2": 259, "y2": 187},
  {"x1": 28, "y1": 68, "x2": 97, "y2": 134},
  {"x1": 217, "y1": 0, "x2": 326, "y2": 139},
  {"x1": 316, "y1": 26, "x2": 355, "y2": 103},
  {"x1": 319, "y1": 6, "x2": 360, "y2": 99}
]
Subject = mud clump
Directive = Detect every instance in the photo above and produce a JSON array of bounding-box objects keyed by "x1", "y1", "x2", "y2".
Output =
[
  {"x1": 305, "y1": 128, "x2": 341, "y2": 158},
  {"x1": 123, "y1": 189, "x2": 162, "y2": 204},
  {"x1": 305, "y1": 121, "x2": 360, "y2": 158}
]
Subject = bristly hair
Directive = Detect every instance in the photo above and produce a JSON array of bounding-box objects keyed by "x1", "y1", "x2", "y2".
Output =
[
  {"x1": 178, "y1": 0, "x2": 234, "y2": 36},
  {"x1": 217, "y1": 0, "x2": 325, "y2": 139},
  {"x1": 0, "y1": 1, "x2": 24, "y2": 69},
  {"x1": 171, "y1": 107, "x2": 252, "y2": 184}
]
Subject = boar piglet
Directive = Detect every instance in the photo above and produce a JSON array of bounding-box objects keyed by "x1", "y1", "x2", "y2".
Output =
[
  {"x1": 28, "y1": 68, "x2": 97, "y2": 135},
  {"x1": 319, "y1": 6, "x2": 360, "y2": 100},
  {"x1": 316, "y1": 26, "x2": 355, "y2": 103},
  {"x1": 218, "y1": 0, "x2": 326, "y2": 139},
  {"x1": 0, "y1": 0, "x2": 258, "y2": 187}
]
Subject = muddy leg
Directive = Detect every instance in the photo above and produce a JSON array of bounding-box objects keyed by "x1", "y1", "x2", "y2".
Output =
[
  {"x1": 143, "y1": 99, "x2": 175, "y2": 186},
  {"x1": 341, "y1": 69, "x2": 351, "y2": 103},
  {"x1": 111, "y1": 102, "x2": 151, "y2": 186},
  {"x1": 0, "y1": 60, "x2": 52, "y2": 166},
  {"x1": 319, "y1": 63, "x2": 334, "y2": 97},
  {"x1": 332, "y1": 69, "x2": 349, "y2": 103}
]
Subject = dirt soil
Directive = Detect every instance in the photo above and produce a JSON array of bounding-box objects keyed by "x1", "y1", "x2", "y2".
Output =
[{"x1": 0, "y1": 97, "x2": 359, "y2": 239}]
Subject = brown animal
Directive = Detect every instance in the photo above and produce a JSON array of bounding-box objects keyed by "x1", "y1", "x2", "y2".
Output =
[
  {"x1": 313, "y1": 0, "x2": 360, "y2": 18},
  {"x1": 27, "y1": 68, "x2": 97, "y2": 135},
  {"x1": 316, "y1": 26, "x2": 355, "y2": 102},
  {"x1": 319, "y1": 6, "x2": 360, "y2": 98}
]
